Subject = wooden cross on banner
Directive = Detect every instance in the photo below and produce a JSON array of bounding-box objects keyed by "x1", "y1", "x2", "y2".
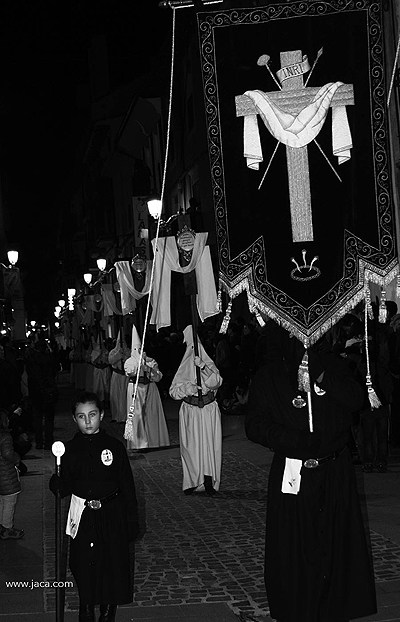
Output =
[{"x1": 236, "y1": 50, "x2": 354, "y2": 242}]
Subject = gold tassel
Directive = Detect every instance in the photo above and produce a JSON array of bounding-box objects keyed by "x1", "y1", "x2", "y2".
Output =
[
  {"x1": 255, "y1": 310, "x2": 265, "y2": 327},
  {"x1": 366, "y1": 374, "x2": 382, "y2": 409},
  {"x1": 365, "y1": 286, "x2": 374, "y2": 321},
  {"x1": 219, "y1": 299, "x2": 232, "y2": 334},
  {"x1": 364, "y1": 300, "x2": 382, "y2": 410},
  {"x1": 298, "y1": 352, "x2": 310, "y2": 393},
  {"x1": 298, "y1": 351, "x2": 313, "y2": 432},
  {"x1": 378, "y1": 289, "x2": 387, "y2": 323},
  {"x1": 124, "y1": 405, "x2": 135, "y2": 441},
  {"x1": 216, "y1": 289, "x2": 222, "y2": 313}
]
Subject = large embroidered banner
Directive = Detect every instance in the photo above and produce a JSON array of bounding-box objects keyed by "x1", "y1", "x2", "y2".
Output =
[{"x1": 197, "y1": 0, "x2": 398, "y2": 344}]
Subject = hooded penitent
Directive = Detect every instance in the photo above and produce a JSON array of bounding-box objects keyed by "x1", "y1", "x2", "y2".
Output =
[
  {"x1": 171, "y1": 325, "x2": 215, "y2": 390},
  {"x1": 124, "y1": 324, "x2": 142, "y2": 376}
]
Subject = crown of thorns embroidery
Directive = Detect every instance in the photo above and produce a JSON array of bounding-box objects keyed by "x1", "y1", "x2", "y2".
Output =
[{"x1": 290, "y1": 249, "x2": 320, "y2": 281}]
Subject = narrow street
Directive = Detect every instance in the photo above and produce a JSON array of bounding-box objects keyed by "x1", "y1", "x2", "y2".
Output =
[{"x1": 1, "y1": 372, "x2": 400, "y2": 622}]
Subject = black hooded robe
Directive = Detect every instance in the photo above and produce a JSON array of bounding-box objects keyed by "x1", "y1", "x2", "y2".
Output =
[
  {"x1": 55, "y1": 429, "x2": 139, "y2": 606},
  {"x1": 245, "y1": 339, "x2": 377, "y2": 622}
]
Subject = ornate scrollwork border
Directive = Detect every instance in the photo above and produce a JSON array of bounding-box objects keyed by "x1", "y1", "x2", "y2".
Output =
[{"x1": 198, "y1": 0, "x2": 396, "y2": 344}]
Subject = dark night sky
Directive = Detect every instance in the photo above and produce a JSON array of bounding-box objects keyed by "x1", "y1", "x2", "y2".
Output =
[{"x1": 0, "y1": 1, "x2": 169, "y2": 321}]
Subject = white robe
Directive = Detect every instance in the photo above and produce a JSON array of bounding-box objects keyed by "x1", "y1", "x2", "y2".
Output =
[
  {"x1": 169, "y1": 326, "x2": 223, "y2": 491},
  {"x1": 126, "y1": 361, "x2": 170, "y2": 450}
]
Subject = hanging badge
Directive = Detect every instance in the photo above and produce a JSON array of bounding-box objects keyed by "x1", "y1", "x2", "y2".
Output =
[
  {"x1": 314, "y1": 382, "x2": 326, "y2": 396},
  {"x1": 101, "y1": 449, "x2": 113, "y2": 466},
  {"x1": 292, "y1": 395, "x2": 307, "y2": 408}
]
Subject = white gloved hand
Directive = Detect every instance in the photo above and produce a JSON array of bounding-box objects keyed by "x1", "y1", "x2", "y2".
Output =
[{"x1": 194, "y1": 356, "x2": 206, "y2": 369}]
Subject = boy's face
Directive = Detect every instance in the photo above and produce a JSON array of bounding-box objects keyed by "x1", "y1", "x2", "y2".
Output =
[{"x1": 73, "y1": 401, "x2": 103, "y2": 435}]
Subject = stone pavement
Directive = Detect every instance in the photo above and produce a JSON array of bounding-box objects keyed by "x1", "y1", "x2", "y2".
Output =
[{"x1": 0, "y1": 371, "x2": 400, "y2": 622}]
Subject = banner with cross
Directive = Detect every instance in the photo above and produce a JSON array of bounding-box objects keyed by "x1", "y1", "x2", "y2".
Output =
[{"x1": 197, "y1": 0, "x2": 398, "y2": 345}]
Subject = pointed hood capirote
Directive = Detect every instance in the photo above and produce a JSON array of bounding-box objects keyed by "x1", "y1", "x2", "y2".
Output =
[
  {"x1": 171, "y1": 325, "x2": 215, "y2": 386},
  {"x1": 124, "y1": 324, "x2": 142, "y2": 375}
]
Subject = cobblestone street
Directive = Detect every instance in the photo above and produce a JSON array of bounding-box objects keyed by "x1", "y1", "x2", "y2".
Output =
[{"x1": 1, "y1": 375, "x2": 400, "y2": 621}]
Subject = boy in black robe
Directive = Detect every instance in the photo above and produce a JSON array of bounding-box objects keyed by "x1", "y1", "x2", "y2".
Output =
[
  {"x1": 50, "y1": 391, "x2": 139, "y2": 622},
  {"x1": 245, "y1": 324, "x2": 377, "y2": 622}
]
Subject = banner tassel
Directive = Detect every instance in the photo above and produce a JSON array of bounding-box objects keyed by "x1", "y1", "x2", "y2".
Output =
[
  {"x1": 124, "y1": 407, "x2": 135, "y2": 441},
  {"x1": 298, "y1": 350, "x2": 313, "y2": 432},
  {"x1": 378, "y1": 288, "x2": 387, "y2": 324},
  {"x1": 216, "y1": 289, "x2": 222, "y2": 313},
  {"x1": 365, "y1": 285, "x2": 374, "y2": 321},
  {"x1": 219, "y1": 299, "x2": 232, "y2": 334},
  {"x1": 364, "y1": 295, "x2": 381, "y2": 410}
]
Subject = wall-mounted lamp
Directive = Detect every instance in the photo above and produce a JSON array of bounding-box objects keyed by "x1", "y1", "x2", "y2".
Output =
[
  {"x1": 1, "y1": 250, "x2": 19, "y2": 271},
  {"x1": 7, "y1": 250, "x2": 18, "y2": 266},
  {"x1": 7, "y1": 251, "x2": 18, "y2": 266},
  {"x1": 83, "y1": 273, "x2": 93, "y2": 285},
  {"x1": 97, "y1": 258, "x2": 107, "y2": 272},
  {"x1": 147, "y1": 197, "x2": 162, "y2": 220},
  {"x1": 67, "y1": 288, "x2": 76, "y2": 311},
  {"x1": 58, "y1": 299, "x2": 66, "y2": 308}
]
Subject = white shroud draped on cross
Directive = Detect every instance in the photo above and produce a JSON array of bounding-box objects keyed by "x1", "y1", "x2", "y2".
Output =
[{"x1": 236, "y1": 49, "x2": 354, "y2": 242}]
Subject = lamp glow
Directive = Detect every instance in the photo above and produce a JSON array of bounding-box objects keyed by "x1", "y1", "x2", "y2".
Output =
[
  {"x1": 67, "y1": 288, "x2": 76, "y2": 311},
  {"x1": 55, "y1": 306, "x2": 61, "y2": 314},
  {"x1": 97, "y1": 258, "x2": 106, "y2": 272},
  {"x1": 58, "y1": 299, "x2": 66, "y2": 308},
  {"x1": 7, "y1": 250, "x2": 18, "y2": 266},
  {"x1": 84, "y1": 273, "x2": 93, "y2": 285},
  {"x1": 147, "y1": 199, "x2": 162, "y2": 219}
]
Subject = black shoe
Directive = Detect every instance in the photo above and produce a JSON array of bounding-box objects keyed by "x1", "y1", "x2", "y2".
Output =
[
  {"x1": 79, "y1": 604, "x2": 95, "y2": 622},
  {"x1": 99, "y1": 604, "x2": 117, "y2": 622},
  {"x1": 184, "y1": 487, "x2": 195, "y2": 495},
  {"x1": 204, "y1": 475, "x2": 216, "y2": 496}
]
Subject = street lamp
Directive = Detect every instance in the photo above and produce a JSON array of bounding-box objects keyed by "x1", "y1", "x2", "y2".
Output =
[
  {"x1": 7, "y1": 250, "x2": 18, "y2": 267},
  {"x1": 67, "y1": 288, "x2": 76, "y2": 311},
  {"x1": 147, "y1": 198, "x2": 162, "y2": 220}
]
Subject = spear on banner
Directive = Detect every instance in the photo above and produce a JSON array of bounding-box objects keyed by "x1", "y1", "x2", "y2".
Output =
[{"x1": 305, "y1": 47, "x2": 323, "y2": 87}]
